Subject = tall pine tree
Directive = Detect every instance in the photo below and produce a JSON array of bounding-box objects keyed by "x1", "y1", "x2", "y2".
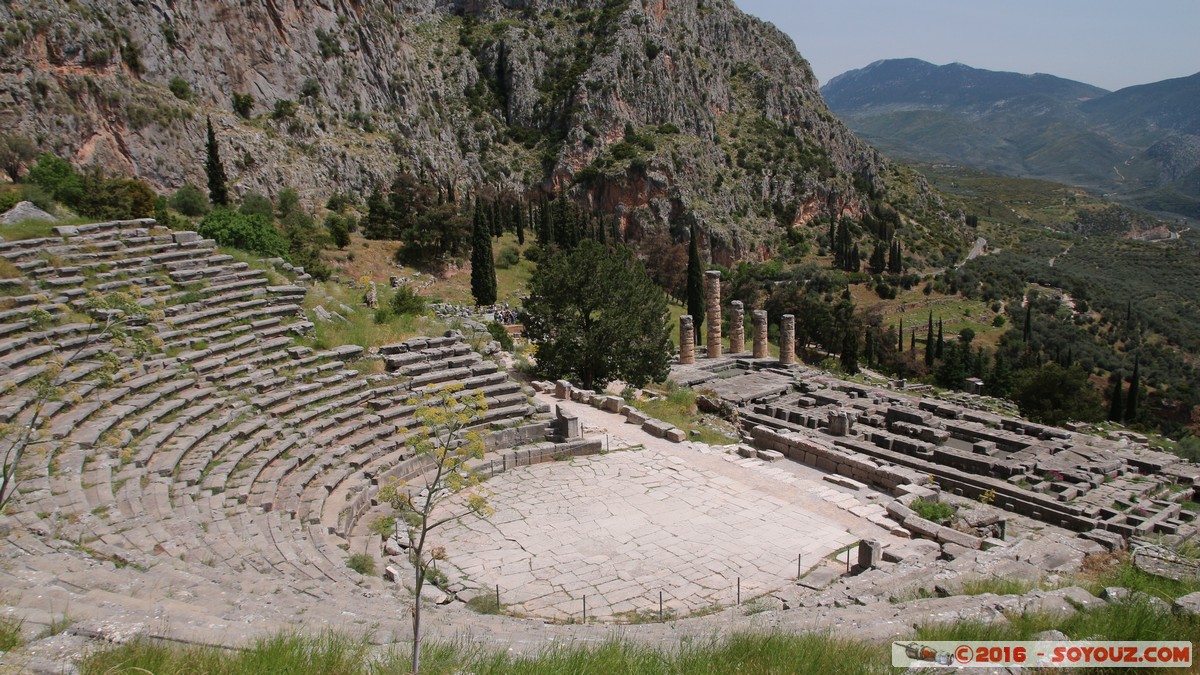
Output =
[
  {"x1": 1108, "y1": 372, "x2": 1125, "y2": 422},
  {"x1": 470, "y1": 199, "x2": 497, "y2": 306},
  {"x1": 205, "y1": 117, "x2": 228, "y2": 206},
  {"x1": 686, "y1": 223, "x2": 705, "y2": 345},
  {"x1": 936, "y1": 319, "x2": 944, "y2": 359},
  {"x1": 1125, "y1": 355, "x2": 1140, "y2": 422},
  {"x1": 924, "y1": 312, "x2": 935, "y2": 367}
]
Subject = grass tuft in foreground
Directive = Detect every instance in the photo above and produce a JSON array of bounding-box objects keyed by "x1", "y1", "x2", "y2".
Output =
[{"x1": 78, "y1": 631, "x2": 889, "y2": 675}]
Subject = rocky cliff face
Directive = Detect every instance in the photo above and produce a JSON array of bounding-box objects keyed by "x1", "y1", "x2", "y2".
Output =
[{"x1": 0, "y1": 0, "x2": 937, "y2": 260}]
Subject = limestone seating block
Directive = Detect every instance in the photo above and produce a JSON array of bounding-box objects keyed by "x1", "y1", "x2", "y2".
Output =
[
  {"x1": 664, "y1": 427, "x2": 686, "y2": 443},
  {"x1": 625, "y1": 409, "x2": 649, "y2": 425},
  {"x1": 641, "y1": 418, "x2": 673, "y2": 438}
]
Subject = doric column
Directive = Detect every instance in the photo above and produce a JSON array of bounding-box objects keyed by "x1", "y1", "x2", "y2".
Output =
[
  {"x1": 729, "y1": 301, "x2": 745, "y2": 354},
  {"x1": 780, "y1": 314, "x2": 796, "y2": 365},
  {"x1": 705, "y1": 270, "x2": 722, "y2": 358},
  {"x1": 752, "y1": 310, "x2": 768, "y2": 358},
  {"x1": 679, "y1": 315, "x2": 696, "y2": 364}
]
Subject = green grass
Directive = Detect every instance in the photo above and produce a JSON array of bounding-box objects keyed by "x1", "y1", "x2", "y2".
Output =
[
  {"x1": 1083, "y1": 557, "x2": 1200, "y2": 602},
  {"x1": 302, "y1": 280, "x2": 447, "y2": 350},
  {"x1": 917, "y1": 597, "x2": 1199, "y2": 647},
  {"x1": 0, "y1": 616, "x2": 22, "y2": 652},
  {"x1": 37, "y1": 609, "x2": 74, "y2": 639},
  {"x1": 78, "y1": 631, "x2": 890, "y2": 675},
  {"x1": 78, "y1": 631, "x2": 407, "y2": 675},
  {"x1": 636, "y1": 385, "x2": 738, "y2": 445},
  {"x1": 910, "y1": 498, "x2": 956, "y2": 524},
  {"x1": 345, "y1": 553, "x2": 376, "y2": 576}
]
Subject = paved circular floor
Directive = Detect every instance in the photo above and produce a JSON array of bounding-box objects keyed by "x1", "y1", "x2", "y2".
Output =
[{"x1": 434, "y1": 442, "x2": 861, "y2": 621}]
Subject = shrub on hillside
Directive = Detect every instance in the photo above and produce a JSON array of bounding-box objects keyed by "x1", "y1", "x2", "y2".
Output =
[
  {"x1": 170, "y1": 183, "x2": 209, "y2": 217},
  {"x1": 390, "y1": 285, "x2": 426, "y2": 316},
  {"x1": 198, "y1": 209, "x2": 289, "y2": 258}
]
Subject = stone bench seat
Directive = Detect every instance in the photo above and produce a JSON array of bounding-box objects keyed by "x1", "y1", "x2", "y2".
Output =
[
  {"x1": 130, "y1": 392, "x2": 225, "y2": 467},
  {"x1": 147, "y1": 411, "x2": 240, "y2": 479},
  {"x1": 202, "y1": 277, "x2": 269, "y2": 298},
  {"x1": 200, "y1": 427, "x2": 287, "y2": 494},
  {"x1": 0, "y1": 302, "x2": 67, "y2": 324},
  {"x1": 53, "y1": 219, "x2": 156, "y2": 240},
  {"x1": 269, "y1": 376, "x2": 366, "y2": 418},
  {"x1": 168, "y1": 262, "x2": 251, "y2": 284}
]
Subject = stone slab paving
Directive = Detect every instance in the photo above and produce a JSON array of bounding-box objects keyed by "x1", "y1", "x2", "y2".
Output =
[{"x1": 434, "y1": 395, "x2": 875, "y2": 621}]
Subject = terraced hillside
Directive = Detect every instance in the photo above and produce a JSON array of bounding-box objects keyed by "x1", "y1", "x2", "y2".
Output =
[{"x1": 0, "y1": 218, "x2": 553, "y2": 645}]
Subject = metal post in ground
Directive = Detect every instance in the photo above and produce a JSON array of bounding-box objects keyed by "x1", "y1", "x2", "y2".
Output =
[
  {"x1": 737, "y1": 577, "x2": 741, "y2": 605},
  {"x1": 659, "y1": 591, "x2": 663, "y2": 622},
  {"x1": 797, "y1": 553, "x2": 802, "y2": 580},
  {"x1": 495, "y1": 584, "x2": 500, "y2": 610},
  {"x1": 583, "y1": 596, "x2": 587, "y2": 623}
]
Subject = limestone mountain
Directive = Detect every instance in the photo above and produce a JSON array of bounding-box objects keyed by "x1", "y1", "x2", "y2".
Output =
[
  {"x1": 0, "y1": 0, "x2": 955, "y2": 263},
  {"x1": 823, "y1": 59, "x2": 1200, "y2": 217}
]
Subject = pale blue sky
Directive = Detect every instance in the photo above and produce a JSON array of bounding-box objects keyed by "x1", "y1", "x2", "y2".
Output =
[{"x1": 735, "y1": 0, "x2": 1199, "y2": 91}]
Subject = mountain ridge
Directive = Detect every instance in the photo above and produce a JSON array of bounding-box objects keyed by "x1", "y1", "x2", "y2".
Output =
[
  {"x1": 821, "y1": 58, "x2": 1200, "y2": 217},
  {"x1": 0, "y1": 0, "x2": 965, "y2": 265}
]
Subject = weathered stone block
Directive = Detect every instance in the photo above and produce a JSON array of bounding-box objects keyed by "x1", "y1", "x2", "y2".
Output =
[{"x1": 664, "y1": 428, "x2": 686, "y2": 443}]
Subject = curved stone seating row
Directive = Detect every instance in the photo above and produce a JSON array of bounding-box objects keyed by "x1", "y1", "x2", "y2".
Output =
[{"x1": 0, "y1": 219, "x2": 555, "y2": 625}]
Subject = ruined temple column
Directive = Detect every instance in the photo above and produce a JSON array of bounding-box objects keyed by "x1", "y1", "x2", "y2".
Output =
[
  {"x1": 679, "y1": 315, "x2": 696, "y2": 364},
  {"x1": 780, "y1": 314, "x2": 796, "y2": 365},
  {"x1": 729, "y1": 301, "x2": 745, "y2": 354},
  {"x1": 705, "y1": 270, "x2": 722, "y2": 358},
  {"x1": 752, "y1": 310, "x2": 768, "y2": 358}
]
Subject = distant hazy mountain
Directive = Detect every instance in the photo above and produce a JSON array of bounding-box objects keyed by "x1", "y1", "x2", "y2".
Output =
[{"x1": 822, "y1": 59, "x2": 1200, "y2": 217}]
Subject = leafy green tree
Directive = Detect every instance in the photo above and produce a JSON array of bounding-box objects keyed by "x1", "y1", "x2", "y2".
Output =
[
  {"x1": 376, "y1": 384, "x2": 490, "y2": 675},
  {"x1": 1011, "y1": 363, "x2": 1103, "y2": 426},
  {"x1": 276, "y1": 188, "x2": 300, "y2": 219},
  {"x1": 686, "y1": 223, "x2": 705, "y2": 345},
  {"x1": 198, "y1": 209, "x2": 288, "y2": 258},
  {"x1": 524, "y1": 240, "x2": 672, "y2": 390},
  {"x1": 27, "y1": 153, "x2": 83, "y2": 207},
  {"x1": 469, "y1": 200, "x2": 497, "y2": 306},
  {"x1": 77, "y1": 170, "x2": 156, "y2": 219},
  {"x1": 205, "y1": 117, "x2": 229, "y2": 206},
  {"x1": 232, "y1": 92, "x2": 254, "y2": 118},
  {"x1": 325, "y1": 214, "x2": 350, "y2": 249},
  {"x1": 363, "y1": 189, "x2": 393, "y2": 240},
  {"x1": 170, "y1": 183, "x2": 209, "y2": 217}
]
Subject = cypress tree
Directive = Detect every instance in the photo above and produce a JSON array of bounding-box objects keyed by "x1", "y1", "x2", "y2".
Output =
[
  {"x1": 936, "y1": 319, "x2": 944, "y2": 359},
  {"x1": 840, "y1": 328, "x2": 859, "y2": 374},
  {"x1": 686, "y1": 223, "x2": 705, "y2": 345},
  {"x1": 924, "y1": 312, "x2": 935, "y2": 367},
  {"x1": 470, "y1": 199, "x2": 497, "y2": 306},
  {"x1": 1125, "y1": 355, "x2": 1140, "y2": 421},
  {"x1": 204, "y1": 117, "x2": 228, "y2": 206},
  {"x1": 1023, "y1": 302, "x2": 1033, "y2": 343},
  {"x1": 1108, "y1": 372, "x2": 1125, "y2": 422},
  {"x1": 910, "y1": 329, "x2": 916, "y2": 352},
  {"x1": 863, "y1": 326, "x2": 874, "y2": 367},
  {"x1": 898, "y1": 318, "x2": 904, "y2": 351},
  {"x1": 515, "y1": 202, "x2": 525, "y2": 245}
]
